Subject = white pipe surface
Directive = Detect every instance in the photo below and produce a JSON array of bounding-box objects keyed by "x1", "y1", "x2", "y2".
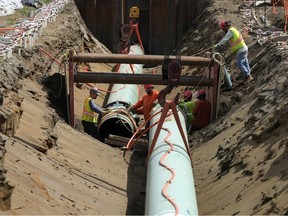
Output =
[
  {"x1": 106, "y1": 44, "x2": 144, "y2": 107},
  {"x1": 145, "y1": 104, "x2": 198, "y2": 216}
]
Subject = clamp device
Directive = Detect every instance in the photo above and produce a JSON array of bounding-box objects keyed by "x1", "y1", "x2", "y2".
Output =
[{"x1": 158, "y1": 57, "x2": 182, "y2": 107}]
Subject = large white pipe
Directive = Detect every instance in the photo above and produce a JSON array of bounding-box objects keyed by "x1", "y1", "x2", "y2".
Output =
[
  {"x1": 145, "y1": 104, "x2": 198, "y2": 216},
  {"x1": 98, "y1": 44, "x2": 144, "y2": 140},
  {"x1": 106, "y1": 44, "x2": 144, "y2": 107}
]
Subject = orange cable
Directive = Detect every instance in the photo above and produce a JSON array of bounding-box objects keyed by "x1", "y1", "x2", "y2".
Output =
[
  {"x1": 126, "y1": 108, "x2": 174, "y2": 150},
  {"x1": 159, "y1": 128, "x2": 179, "y2": 216},
  {"x1": 38, "y1": 47, "x2": 63, "y2": 66},
  {"x1": 96, "y1": 84, "x2": 126, "y2": 93},
  {"x1": 125, "y1": 110, "x2": 162, "y2": 150},
  {"x1": 146, "y1": 104, "x2": 174, "y2": 163},
  {"x1": 0, "y1": 27, "x2": 24, "y2": 32}
]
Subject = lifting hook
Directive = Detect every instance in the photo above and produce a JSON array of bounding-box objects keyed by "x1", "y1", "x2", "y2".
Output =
[{"x1": 158, "y1": 58, "x2": 182, "y2": 107}]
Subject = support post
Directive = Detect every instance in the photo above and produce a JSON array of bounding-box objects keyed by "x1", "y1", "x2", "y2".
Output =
[
  {"x1": 68, "y1": 50, "x2": 75, "y2": 127},
  {"x1": 212, "y1": 63, "x2": 220, "y2": 121}
]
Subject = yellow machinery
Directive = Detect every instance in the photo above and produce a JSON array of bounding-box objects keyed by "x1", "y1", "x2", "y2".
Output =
[{"x1": 129, "y1": 6, "x2": 139, "y2": 18}]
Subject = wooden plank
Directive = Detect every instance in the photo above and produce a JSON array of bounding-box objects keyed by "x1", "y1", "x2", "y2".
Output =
[
  {"x1": 13, "y1": 137, "x2": 47, "y2": 154},
  {"x1": 104, "y1": 138, "x2": 126, "y2": 147},
  {"x1": 105, "y1": 135, "x2": 148, "y2": 152},
  {"x1": 108, "y1": 134, "x2": 147, "y2": 145}
]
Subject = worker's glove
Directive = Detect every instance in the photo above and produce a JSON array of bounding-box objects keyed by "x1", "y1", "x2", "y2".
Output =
[
  {"x1": 127, "y1": 105, "x2": 134, "y2": 113},
  {"x1": 102, "y1": 111, "x2": 108, "y2": 116},
  {"x1": 214, "y1": 43, "x2": 221, "y2": 52},
  {"x1": 187, "y1": 125, "x2": 192, "y2": 135}
]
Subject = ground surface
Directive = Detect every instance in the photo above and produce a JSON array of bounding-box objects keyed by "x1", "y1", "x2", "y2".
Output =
[{"x1": 0, "y1": 0, "x2": 288, "y2": 215}]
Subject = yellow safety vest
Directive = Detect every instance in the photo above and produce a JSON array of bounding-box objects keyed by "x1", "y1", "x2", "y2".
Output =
[
  {"x1": 178, "y1": 101, "x2": 195, "y2": 125},
  {"x1": 229, "y1": 27, "x2": 245, "y2": 53},
  {"x1": 82, "y1": 97, "x2": 97, "y2": 123}
]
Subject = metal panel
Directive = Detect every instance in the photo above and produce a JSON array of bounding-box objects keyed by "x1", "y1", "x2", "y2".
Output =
[
  {"x1": 94, "y1": 0, "x2": 113, "y2": 50},
  {"x1": 74, "y1": 0, "x2": 199, "y2": 54},
  {"x1": 111, "y1": 0, "x2": 122, "y2": 53},
  {"x1": 150, "y1": 0, "x2": 178, "y2": 55},
  {"x1": 75, "y1": 0, "x2": 114, "y2": 50},
  {"x1": 150, "y1": 0, "x2": 167, "y2": 55},
  {"x1": 183, "y1": 0, "x2": 197, "y2": 31}
]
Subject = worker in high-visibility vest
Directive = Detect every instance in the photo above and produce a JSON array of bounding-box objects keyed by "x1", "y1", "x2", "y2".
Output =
[
  {"x1": 178, "y1": 90, "x2": 195, "y2": 129},
  {"x1": 215, "y1": 20, "x2": 253, "y2": 83},
  {"x1": 82, "y1": 87, "x2": 107, "y2": 139}
]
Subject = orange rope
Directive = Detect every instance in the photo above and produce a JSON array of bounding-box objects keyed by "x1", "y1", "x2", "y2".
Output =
[
  {"x1": 159, "y1": 128, "x2": 179, "y2": 216},
  {"x1": 125, "y1": 110, "x2": 162, "y2": 150},
  {"x1": 145, "y1": 100, "x2": 193, "y2": 165},
  {"x1": 96, "y1": 84, "x2": 125, "y2": 93},
  {"x1": 38, "y1": 47, "x2": 63, "y2": 66},
  {"x1": 0, "y1": 27, "x2": 24, "y2": 32}
]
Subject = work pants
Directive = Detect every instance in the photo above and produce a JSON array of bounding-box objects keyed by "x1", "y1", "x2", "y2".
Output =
[
  {"x1": 236, "y1": 49, "x2": 251, "y2": 77},
  {"x1": 82, "y1": 120, "x2": 98, "y2": 139}
]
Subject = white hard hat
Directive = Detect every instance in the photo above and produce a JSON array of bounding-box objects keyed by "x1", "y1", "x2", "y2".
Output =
[{"x1": 90, "y1": 87, "x2": 99, "y2": 95}]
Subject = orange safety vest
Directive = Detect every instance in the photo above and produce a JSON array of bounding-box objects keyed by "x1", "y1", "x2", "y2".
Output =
[
  {"x1": 82, "y1": 97, "x2": 97, "y2": 123},
  {"x1": 133, "y1": 90, "x2": 159, "y2": 121},
  {"x1": 229, "y1": 27, "x2": 246, "y2": 53}
]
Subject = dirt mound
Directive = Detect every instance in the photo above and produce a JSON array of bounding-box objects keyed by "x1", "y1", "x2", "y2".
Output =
[
  {"x1": 0, "y1": 1, "x2": 145, "y2": 215},
  {"x1": 182, "y1": 1, "x2": 288, "y2": 215}
]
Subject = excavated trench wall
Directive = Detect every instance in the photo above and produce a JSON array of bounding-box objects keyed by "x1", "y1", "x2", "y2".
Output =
[{"x1": 0, "y1": 0, "x2": 213, "y2": 212}]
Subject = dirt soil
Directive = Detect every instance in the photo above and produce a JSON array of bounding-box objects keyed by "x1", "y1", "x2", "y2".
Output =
[{"x1": 0, "y1": 0, "x2": 288, "y2": 215}]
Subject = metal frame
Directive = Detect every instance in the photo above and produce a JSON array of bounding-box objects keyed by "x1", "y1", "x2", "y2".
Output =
[{"x1": 68, "y1": 53, "x2": 220, "y2": 127}]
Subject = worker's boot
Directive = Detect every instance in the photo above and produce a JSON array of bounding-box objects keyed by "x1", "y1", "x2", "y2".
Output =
[{"x1": 244, "y1": 75, "x2": 253, "y2": 83}]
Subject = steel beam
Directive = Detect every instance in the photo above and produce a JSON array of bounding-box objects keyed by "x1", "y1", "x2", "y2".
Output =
[
  {"x1": 68, "y1": 50, "x2": 75, "y2": 127},
  {"x1": 74, "y1": 72, "x2": 213, "y2": 86},
  {"x1": 72, "y1": 53, "x2": 213, "y2": 66}
]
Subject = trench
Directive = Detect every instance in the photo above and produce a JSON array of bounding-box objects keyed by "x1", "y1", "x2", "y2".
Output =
[
  {"x1": 42, "y1": 73, "x2": 69, "y2": 123},
  {"x1": 40, "y1": 1, "x2": 203, "y2": 214},
  {"x1": 42, "y1": 0, "x2": 201, "y2": 140}
]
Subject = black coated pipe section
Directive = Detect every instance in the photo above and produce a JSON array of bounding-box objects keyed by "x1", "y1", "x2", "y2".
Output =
[
  {"x1": 98, "y1": 115, "x2": 134, "y2": 141},
  {"x1": 97, "y1": 108, "x2": 138, "y2": 142},
  {"x1": 74, "y1": 72, "x2": 213, "y2": 87},
  {"x1": 73, "y1": 53, "x2": 213, "y2": 66}
]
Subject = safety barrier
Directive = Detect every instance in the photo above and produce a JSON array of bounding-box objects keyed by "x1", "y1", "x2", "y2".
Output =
[{"x1": 0, "y1": 0, "x2": 70, "y2": 60}]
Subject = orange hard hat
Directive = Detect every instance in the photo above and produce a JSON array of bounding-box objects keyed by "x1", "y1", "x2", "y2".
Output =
[
  {"x1": 197, "y1": 89, "x2": 206, "y2": 97},
  {"x1": 219, "y1": 20, "x2": 230, "y2": 30},
  {"x1": 144, "y1": 84, "x2": 154, "y2": 90},
  {"x1": 183, "y1": 90, "x2": 192, "y2": 99}
]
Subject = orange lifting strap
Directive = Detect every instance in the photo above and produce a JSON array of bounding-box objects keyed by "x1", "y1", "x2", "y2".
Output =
[
  {"x1": 115, "y1": 20, "x2": 145, "y2": 72},
  {"x1": 124, "y1": 21, "x2": 144, "y2": 52},
  {"x1": 284, "y1": 0, "x2": 288, "y2": 32}
]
